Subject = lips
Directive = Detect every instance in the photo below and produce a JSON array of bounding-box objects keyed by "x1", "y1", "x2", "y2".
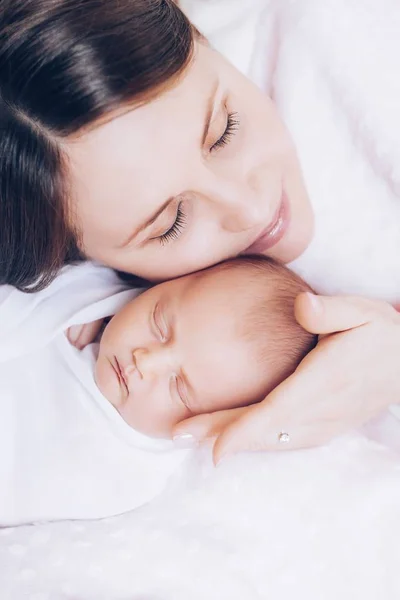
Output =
[
  {"x1": 242, "y1": 192, "x2": 290, "y2": 255},
  {"x1": 113, "y1": 356, "x2": 129, "y2": 393}
]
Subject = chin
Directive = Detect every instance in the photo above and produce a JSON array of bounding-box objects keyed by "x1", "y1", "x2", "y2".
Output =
[
  {"x1": 273, "y1": 215, "x2": 314, "y2": 264},
  {"x1": 268, "y1": 236, "x2": 310, "y2": 264}
]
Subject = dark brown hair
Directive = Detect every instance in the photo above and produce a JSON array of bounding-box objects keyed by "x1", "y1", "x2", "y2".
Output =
[{"x1": 0, "y1": 0, "x2": 194, "y2": 290}]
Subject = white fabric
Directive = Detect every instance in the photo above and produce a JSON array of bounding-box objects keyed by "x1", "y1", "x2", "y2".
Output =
[
  {"x1": 0, "y1": 263, "x2": 189, "y2": 526},
  {"x1": 2, "y1": 0, "x2": 400, "y2": 597},
  {"x1": 2, "y1": 434, "x2": 400, "y2": 599}
]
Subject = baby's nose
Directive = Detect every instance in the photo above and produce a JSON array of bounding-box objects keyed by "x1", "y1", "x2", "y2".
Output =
[{"x1": 129, "y1": 347, "x2": 170, "y2": 380}]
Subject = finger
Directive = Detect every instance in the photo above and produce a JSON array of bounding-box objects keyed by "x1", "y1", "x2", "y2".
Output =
[
  {"x1": 214, "y1": 420, "x2": 332, "y2": 465},
  {"x1": 172, "y1": 406, "x2": 249, "y2": 445},
  {"x1": 211, "y1": 378, "x2": 298, "y2": 464},
  {"x1": 66, "y1": 324, "x2": 84, "y2": 347},
  {"x1": 76, "y1": 320, "x2": 103, "y2": 348},
  {"x1": 67, "y1": 320, "x2": 103, "y2": 350},
  {"x1": 295, "y1": 293, "x2": 390, "y2": 335}
]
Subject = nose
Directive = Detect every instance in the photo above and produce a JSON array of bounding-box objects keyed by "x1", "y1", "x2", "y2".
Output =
[
  {"x1": 203, "y1": 166, "x2": 270, "y2": 234},
  {"x1": 130, "y1": 346, "x2": 172, "y2": 381}
]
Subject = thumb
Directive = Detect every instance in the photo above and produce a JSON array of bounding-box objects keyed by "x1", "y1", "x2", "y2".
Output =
[
  {"x1": 212, "y1": 399, "x2": 283, "y2": 465},
  {"x1": 295, "y1": 292, "x2": 389, "y2": 335},
  {"x1": 66, "y1": 324, "x2": 85, "y2": 346},
  {"x1": 212, "y1": 353, "x2": 335, "y2": 465}
]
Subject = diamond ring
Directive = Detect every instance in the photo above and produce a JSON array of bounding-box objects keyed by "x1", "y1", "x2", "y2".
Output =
[{"x1": 278, "y1": 431, "x2": 290, "y2": 444}]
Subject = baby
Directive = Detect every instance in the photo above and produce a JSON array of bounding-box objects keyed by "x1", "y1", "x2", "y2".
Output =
[
  {"x1": 0, "y1": 256, "x2": 315, "y2": 526},
  {"x1": 95, "y1": 256, "x2": 316, "y2": 437}
]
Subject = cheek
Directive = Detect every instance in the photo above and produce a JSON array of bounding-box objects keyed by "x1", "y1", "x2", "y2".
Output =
[
  {"x1": 94, "y1": 356, "x2": 119, "y2": 406},
  {"x1": 102, "y1": 311, "x2": 151, "y2": 358},
  {"x1": 199, "y1": 364, "x2": 267, "y2": 412},
  {"x1": 123, "y1": 227, "x2": 230, "y2": 281},
  {"x1": 119, "y1": 381, "x2": 186, "y2": 438},
  {"x1": 243, "y1": 90, "x2": 293, "y2": 165}
]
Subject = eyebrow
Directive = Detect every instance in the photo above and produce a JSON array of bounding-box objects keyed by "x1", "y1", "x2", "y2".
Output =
[{"x1": 118, "y1": 78, "x2": 220, "y2": 250}]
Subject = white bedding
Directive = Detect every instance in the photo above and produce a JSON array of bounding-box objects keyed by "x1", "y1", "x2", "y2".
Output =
[
  {"x1": 2, "y1": 432, "x2": 400, "y2": 600},
  {"x1": 2, "y1": 0, "x2": 400, "y2": 597}
]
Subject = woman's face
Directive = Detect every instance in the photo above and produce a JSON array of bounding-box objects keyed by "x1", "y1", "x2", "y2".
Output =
[{"x1": 66, "y1": 42, "x2": 313, "y2": 280}]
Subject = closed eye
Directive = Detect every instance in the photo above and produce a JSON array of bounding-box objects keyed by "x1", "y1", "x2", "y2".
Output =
[
  {"x1": 155, "y1": 201, "x2": 187, "y2": 246},
  {"x1": 151, "y1": 301, "x2": 169, "y2": 342},
  {"x1": 211, "y1": 111, "x2": 240, "y2": 152},
  {"x1": 148, "y1": 111, "x2": 239, "y2": 247},
  {"x1": 170, "y1": 373, "x2": 191, "y2": 411}
]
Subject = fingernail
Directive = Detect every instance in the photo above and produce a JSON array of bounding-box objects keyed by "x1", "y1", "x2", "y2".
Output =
[
  {"x1": 67, "y1": 325, "x2": 82, "y2": 345},
  {"x1": 67, "y1": 330, "x2": 79, "y2": 344},
  {"x1": 306, "y1": 292, "x2": 322, "y2": 313},
  {"x1": 173, "y1": 433, "x2": 197, "y2": 449}
]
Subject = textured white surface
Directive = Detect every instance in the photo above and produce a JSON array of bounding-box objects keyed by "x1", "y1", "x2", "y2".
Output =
[
  {"x1": 2, "y1": 0, "x2": 400, "y2": 597},
  {"x1": 2, "y1": 435, "x2": 400, "y2": 599}
]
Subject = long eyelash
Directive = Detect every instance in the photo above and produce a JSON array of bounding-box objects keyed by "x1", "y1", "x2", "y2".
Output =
[
  {"x1": 158, "y1": 202, "x2": 187, "y2": 246},
  {"x1": 211, "y1": 111, "x2": 240, "y2": 152}
]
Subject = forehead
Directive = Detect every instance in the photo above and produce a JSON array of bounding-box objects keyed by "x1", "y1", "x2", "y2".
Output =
[
  {"x1": 66, "y1": 44, "x2": 221, "y2": 248},
  {"x1": 174, "y1": 273, "x2": 267, "y2": 411}
]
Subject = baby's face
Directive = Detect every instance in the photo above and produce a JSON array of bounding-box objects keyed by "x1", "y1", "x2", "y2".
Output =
[{"x1": 95, "y1": 272, "x2": 268, "y2": 437}]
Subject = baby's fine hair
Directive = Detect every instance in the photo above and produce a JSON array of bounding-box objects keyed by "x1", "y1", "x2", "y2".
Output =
[{"x1": 208, "y1": 256, "x2": 317, "y2": 397}]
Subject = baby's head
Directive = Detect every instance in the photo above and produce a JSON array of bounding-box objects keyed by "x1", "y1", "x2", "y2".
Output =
[{"x1": 95, "y1": 257, "x2": 316, "y2": 437}]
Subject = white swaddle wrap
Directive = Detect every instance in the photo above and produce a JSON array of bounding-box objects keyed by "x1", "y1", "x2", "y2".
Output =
[{"x1": 0, "y1": 263, "x2": 189, "y2": 526}]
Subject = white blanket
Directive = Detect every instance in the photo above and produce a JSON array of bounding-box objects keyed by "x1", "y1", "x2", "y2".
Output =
[
  {"x1": 2, "y1": 0, "x2": 400, "y2": 598},
  {"x1": 2, "y1": 434, "x2": 400, "y2": 599}
]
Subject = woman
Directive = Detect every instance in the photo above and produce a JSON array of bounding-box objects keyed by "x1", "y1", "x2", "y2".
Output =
[{"x1": 1, "y1": 0, "x2": 400, "y2": 461}]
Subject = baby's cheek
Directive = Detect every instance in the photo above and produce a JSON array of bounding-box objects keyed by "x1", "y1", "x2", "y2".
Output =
[
  {"x1": 221, "y1": 364, "x2": 270, "y2": 409},
  {"x1": 94, "y1": 356, "x2": 120, "y2": 407},
  {"x1": 196, "y1": 385, "x2": 257, "y2": 414},
  {"x1": 119, "y1": 383, "x2": 188, "y2": 439}
]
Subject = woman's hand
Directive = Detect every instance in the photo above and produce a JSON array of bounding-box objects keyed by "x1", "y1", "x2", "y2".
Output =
[
  {"x1": 66, "y1": 319, "x2": 104, "y2": 350},
  {"x1": 173, "y1": 293, "x2": 400, "y2": 464}
]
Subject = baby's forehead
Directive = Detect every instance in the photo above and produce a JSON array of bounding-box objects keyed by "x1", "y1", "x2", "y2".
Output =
[
  {"x1": 184, "y1": 267, "x2": 272, "y2": 312},
  {"x1": 175, "y1": 271, "x2": 273, "y2": 349}
]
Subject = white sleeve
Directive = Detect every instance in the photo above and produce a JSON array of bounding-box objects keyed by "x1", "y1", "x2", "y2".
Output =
[{"x1": 0, "y1": 262, "x2": 139, "y2": 362}]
